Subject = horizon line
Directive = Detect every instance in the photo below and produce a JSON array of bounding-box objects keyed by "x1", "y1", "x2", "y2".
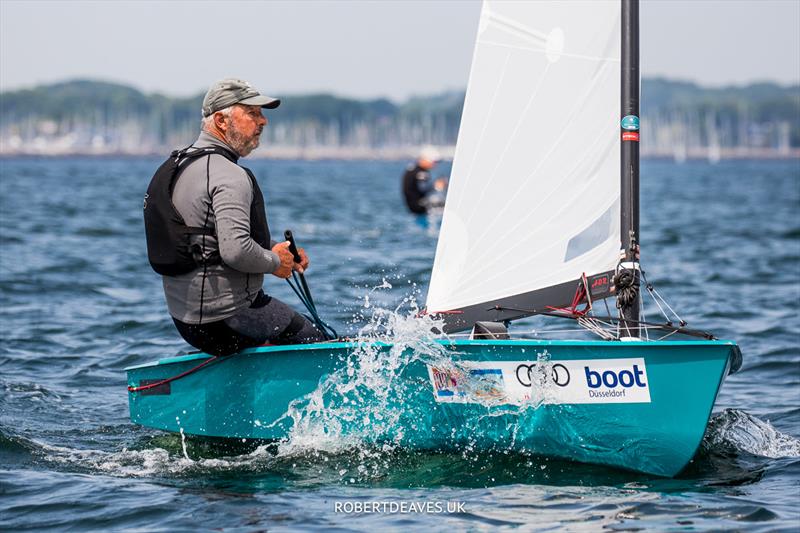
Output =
[{"x1": 2, "y1": 75, "x2": 798, "y2": 104}]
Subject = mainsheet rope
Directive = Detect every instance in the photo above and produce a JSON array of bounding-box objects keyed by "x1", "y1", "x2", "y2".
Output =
[{"x1": 286, "y1": 271, "x2": 338, "y2": 340}]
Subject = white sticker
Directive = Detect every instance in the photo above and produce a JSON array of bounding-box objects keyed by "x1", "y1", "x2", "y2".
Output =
[{"x1": 428, "y1": 358, "x2": 651, "y2": 405}]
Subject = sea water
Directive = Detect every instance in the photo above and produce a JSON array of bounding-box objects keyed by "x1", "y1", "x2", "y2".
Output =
[{"x1": 1, "y1": 157, "x2": 798, "y2": 530}]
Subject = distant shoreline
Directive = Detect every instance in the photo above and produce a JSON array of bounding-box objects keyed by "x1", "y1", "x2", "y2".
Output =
[
  {"x1": 1, "y1": 146, "x2": 798, "y2": 161},
  {"x1": 3, "y1": 79, "x2": 798, "y2": 164}
]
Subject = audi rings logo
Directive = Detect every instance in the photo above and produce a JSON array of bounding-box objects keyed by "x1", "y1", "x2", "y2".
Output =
[
  {"x1": 515, "y1": 364, "x2": 535, "y2": 387},
  {"x1": 551, "y1": 364, "x2": 570, "y2": 386},
  {"x1": 515, "y1": 363, "x2": 570, "y2": 387}
]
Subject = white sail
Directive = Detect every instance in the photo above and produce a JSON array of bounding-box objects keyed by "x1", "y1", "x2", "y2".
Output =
[{"x1": 427, "y1": 0, "x2": 622, "y2": 314}]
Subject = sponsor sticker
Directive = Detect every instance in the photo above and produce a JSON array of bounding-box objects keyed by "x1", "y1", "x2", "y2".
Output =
[
  {"x1": 622, "y1": 131, "x2": 640, "y2": 142},
  {"x1": 620, "y1": 115, "x2": 640, "y2": 131},
  {"x1": 429, "y1": 366, "x2": 507, "y2": 403},
  {"x1": 589, "y1": 274, "x2": 611, "y2": 295},
  {"x1": 428, "y1": 358, "x2": 651, "y2": 405}
]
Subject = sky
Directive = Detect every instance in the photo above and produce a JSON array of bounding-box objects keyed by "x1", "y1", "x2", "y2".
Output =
[{"x1": 1, "y1": 0, "x2": 798, "y2": 101}]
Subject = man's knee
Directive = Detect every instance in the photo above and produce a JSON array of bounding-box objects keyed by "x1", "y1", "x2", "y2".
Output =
[
  {"x1": 275, "y1": 312, "x2": 307, "y2": 342},
  {"x1": 274, "y1": 312, "x2": 326, "y2": 344}
]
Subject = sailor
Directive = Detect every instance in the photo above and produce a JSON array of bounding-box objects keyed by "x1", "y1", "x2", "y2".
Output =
[
  {"x1": 401, "y1": 146, "x2": 446, "y2": 214},
  {"x1": 144, "y1": 78, "x2": 327, "y2": 356}
]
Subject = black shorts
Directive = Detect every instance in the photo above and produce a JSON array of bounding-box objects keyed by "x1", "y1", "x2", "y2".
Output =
[{"x1": 172, "y1": 291, "x2": 327, "y2": 356}]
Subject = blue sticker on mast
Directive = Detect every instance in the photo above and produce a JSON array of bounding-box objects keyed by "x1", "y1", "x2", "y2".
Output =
[{"x1": 621, "y1": 115, "x2": 640, "y2": 131}]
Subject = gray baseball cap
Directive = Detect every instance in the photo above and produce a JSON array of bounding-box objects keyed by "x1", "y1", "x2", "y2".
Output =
[{"x1": 202, "y1": 78, "x2": 280, "y2": 117}]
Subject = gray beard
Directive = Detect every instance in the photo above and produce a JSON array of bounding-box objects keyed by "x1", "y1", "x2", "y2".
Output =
[{"x1": 225, "y1": 128, "x2": 260, "y2": 157}]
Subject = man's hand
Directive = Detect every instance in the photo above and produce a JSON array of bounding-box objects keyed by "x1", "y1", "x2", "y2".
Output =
[
  {"x1": 294, "y1": 247, "x2": 309, "y2": 273},
  {"x1": 270, "y1": 241, "x2": 294, "y2": 279}
]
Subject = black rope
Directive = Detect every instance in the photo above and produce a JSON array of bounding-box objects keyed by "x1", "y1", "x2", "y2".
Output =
[
  {"x1": 286, "y1": 273, "x2": 338, "y2": 340},
  {"x1": 613, "y1": 267, "x2": 639, "y2": 309},
  {"x1": 278, "y1": 230, "x2": 337, "y2": 340}
]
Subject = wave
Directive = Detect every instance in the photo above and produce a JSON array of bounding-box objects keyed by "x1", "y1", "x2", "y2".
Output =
[
  {"x1": 0, "y1": 426, "x2": 39, "y2": 458},
  {"x1": 4, "y1": 398, "x2": 797, "y2": 489},
  {"x1": 702, "y1": 408, "x2": 800, "y2": 459}
]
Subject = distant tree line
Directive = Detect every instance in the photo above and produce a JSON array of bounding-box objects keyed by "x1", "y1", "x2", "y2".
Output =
[
  {"x1": 0, "y1": 78, "x2": 797, "y2": 158},
  {"x1": 640, "y1": 78, "x2": 800, "y2": 159}
]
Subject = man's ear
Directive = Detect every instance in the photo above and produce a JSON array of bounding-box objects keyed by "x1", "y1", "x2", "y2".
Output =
[{"x1": 213, "y1": 111, "x2": 228, "y2": 132}]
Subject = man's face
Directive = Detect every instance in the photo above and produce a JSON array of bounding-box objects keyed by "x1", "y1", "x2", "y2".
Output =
[
  {"x1": 223, "y1": 104, "x2": 267, "y2": 156},
  {"x1": 419, "y1": 158, "x2": 436, "y2": 170}
]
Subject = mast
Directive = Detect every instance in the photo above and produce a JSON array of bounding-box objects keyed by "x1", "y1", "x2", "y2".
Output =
[{"x1": 620, "y1": 0, "x2": 641, "y2": 335}]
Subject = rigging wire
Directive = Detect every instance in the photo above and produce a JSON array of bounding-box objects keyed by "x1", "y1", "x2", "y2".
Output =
[
  {"x1": 639, "y1": 277, "x2": 649, "y2": 340},
  {"x1": 445, "y1": 321, "x2": 712, "y2": 340},
  {"x1": 641, "y1": 269, "x2": 686, "y2": 327},
  {"x1": 491, "y1": 294, "x2": 715, "y2": 340}
]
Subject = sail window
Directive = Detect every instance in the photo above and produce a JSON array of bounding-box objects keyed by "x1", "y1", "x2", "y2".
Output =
[{"x1": 564, "y1": 201, "x2": 617, "y2": 262}]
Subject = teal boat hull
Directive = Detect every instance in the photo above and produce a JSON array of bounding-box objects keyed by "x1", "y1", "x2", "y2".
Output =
[{"x1": 126, "y1": 339, "x2": 741, "y2": 477}]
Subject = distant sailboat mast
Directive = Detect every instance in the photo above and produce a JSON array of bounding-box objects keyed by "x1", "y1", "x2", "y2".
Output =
[{"x1": 619, "y1": 0, "x2": 641, "y2": 335}]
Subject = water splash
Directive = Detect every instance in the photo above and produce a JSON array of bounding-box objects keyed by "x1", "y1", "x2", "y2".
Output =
[
  {"x1": 179, "y1": 427, "x2": 191, "y2": 461},
  {"x1": 275, "y1": 302, "x2": 451, "y2": 462},
  {"x1": 268, "y1": 293, "x2": 563, "y2": 486},
  {"x1": 27, "y1": 432, "x2": 623, "y2": 489},
  {"x1": 36, "y1": 439, "x2": 196, "y2": 478},
  {"x1": 371, "y1": 278, "x2": 393, "y2": 291},
  {"x1": 703, "y1": 408, "x2": 800, "y2": 459}
]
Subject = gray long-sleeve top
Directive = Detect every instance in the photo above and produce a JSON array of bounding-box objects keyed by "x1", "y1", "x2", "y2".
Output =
[{"x1": 162, "y1": 132, "x2": 281, "y2": 324}]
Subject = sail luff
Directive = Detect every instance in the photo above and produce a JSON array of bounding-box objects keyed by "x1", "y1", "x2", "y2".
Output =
[{"x1": 620, "y1": 0, "x2": 641, "y2": 334}]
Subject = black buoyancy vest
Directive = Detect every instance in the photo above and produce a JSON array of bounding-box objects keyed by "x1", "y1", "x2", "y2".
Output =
[
  {"x1": 402, "y1": 164, "x2": 429, "y2": 214},
  {"x1": 144, "y1": 145, "x2": 271, "y2": 276}
]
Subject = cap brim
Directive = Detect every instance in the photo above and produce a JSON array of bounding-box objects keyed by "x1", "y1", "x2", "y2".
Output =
[{"x1": 239, "y1": 95, "x2": 280, "y2": 109}]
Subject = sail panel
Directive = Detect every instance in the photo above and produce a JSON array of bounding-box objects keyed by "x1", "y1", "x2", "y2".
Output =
[{"x1": 427, "y1": 0, "x2": 621, "y2": 319}]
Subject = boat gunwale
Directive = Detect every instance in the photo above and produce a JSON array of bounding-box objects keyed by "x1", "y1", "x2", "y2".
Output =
[{"x1": 124, "y1": 338, "x2": 741, "y2": 372}]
